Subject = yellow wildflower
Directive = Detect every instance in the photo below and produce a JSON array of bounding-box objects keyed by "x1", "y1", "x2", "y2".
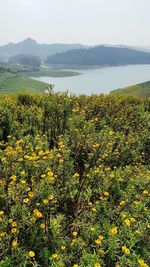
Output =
[
  {"x1": 94, "y1": 264, "x2": 101, "y2": 267},
  {"x1": 122, "y1": 245, "x2": 130, "y2": 255},
  {"x1": 28, "y1": 251, "x2": 35, "y2": 257},
  {"x1": 104, "y1": 191, "x2": 109, "y2": 197},
  {"x1": 72, "y1": 231, "x2": 78, "y2": 237},
  {"x1": 11, "y1": 228, "x2": 17, "y2": 234},
  {"x1": 95, "y1": 239, "x2": 102, "y2": 245},
  {"x1": 43, "y1": 199, "x2": 49, "y2": 205},
  {"x1": 110, "y1": 226, "x2": 118, "y2": 235},
  {"x1": 98, "y1": 249, "x2": 105, "y2": 256},
  {"x1": 98, "y1": 235, "x2": 104, "y2": 241},
  {"x1": 52, "y1": 253, "x2": 58, "y2": 259},
  {"x1": 40, "y1": 223, "x2": 45, "y2": 229},
  {"x1": 12, "y1": 239, "x2": 18, "y2": 248},
  {"x1": 73, "y1": 172, "x2": 80, "y2": 178},
  {"x1": 142, "y1": 190, "x2": 149, "y2": 195},
  {"x1": 124, "y1": 218, "x2": 131, "y2": 227},
  {"x1": 138, "y1": 259, "x2": 149, "y2": 267},
  {"x1": 23, "y1": 198, "x2": 29, "y2": 204}
]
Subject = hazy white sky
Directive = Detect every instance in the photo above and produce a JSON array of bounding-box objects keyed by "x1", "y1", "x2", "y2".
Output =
[{"x1": 0, "y1": 0, "x2": 150, "y2": 46}]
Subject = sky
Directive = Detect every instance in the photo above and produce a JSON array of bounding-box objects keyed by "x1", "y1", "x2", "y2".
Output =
[{"x1": 0, "y1": 0, "x2": 150, "y2": 46}]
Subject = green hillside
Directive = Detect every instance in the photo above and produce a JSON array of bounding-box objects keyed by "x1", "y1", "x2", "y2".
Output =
[
  {"x1": 0, "y1": 72, "x2": 48, "y2": 93},
  {"x1": 111, "y1": 81, "x2": 150, "y2": 97}
]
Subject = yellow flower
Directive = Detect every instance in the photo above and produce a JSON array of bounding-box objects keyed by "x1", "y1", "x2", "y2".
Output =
[
  {"x1": 28, "y1": 191, "x2": 34, "y2": 198},
  {"x1": 52, "y1": 253, "x2": 58, "y2": 259},
  {"x1": 12, "y1": 222, "x2": 17, "y2": 227},
  {"x1": 40, "y1": 223, "x2": 45, "y2": 229},
  {"x1": 124, "y1": 218, "x2": 131, "y2": 227},
  {"x1": 103, "y1": 191, "x2": 109, "y2": 197},
  {"x1": 12, "y1": 239, "x2": 18, "y2": 248},
  {"x1": 72, "y1": 231, "x2": 78, "y2": 237},
  {"x1": 48, "y1": 195, "x2": 54, "y2": 200},
  {"x1": 138, "y1": 259, "x2": 149, "y2": 267},
  {"x1": 0, "y1": 211, "x2": 4, "y2": 215},
  {"x1": 135, "y1": 230, "x2": 141, "y2": 235},
  {"x1": 43, "y1": 199, "x2": 49, "y2": 205},
  {"x1": 130, "y1": 217, "x2": 136, "y2": 223},
  {"x1": 119, "y1": 200, "x2": 126, "y2": 206},
  {"x1": 23, "y1": 198, "x2": 29, "y2": 204},
  {"x1": 73, "y1": 264, "x2": 78, "y2": 267},
  {"x1": 94, "y1": 263, "x2": 101, "y2": 267},
  {"x1": 90, "y1": 227, "x2": 95, "y2": 232},
  {"x1": 98, "y1": 235, "x2": 104, "y2": 241},
  {"x1": 115, "y1": 264, "x2": 121, "y2": 267},
  {"x1": 122, "y1": 245, "x2": 130, "y2": 255},
  {"x1": 98, "y1": 249, "x2": 105, "y2": 256},
  {"x1": 21, "y1": 171, "x2": 26, "y2": 176},
  {"x1": 11, "y1": 228, "x2": 17, "y2": 234},
  {"x1": 28, "y1": 251, "x2": 35, "y2": 257},
  {"x1": 142, "y1": 190, "x2": 149, "y2": 195},
  {"x1": 73, "y1": 173, "x2": 80, "y2": 178},
  {"x1": 61, "y1": 246, "x2": 66, "y2": 250},
  {"x1": 92, "y1": 207, "x2": 97, "y2": 212},
  {"x1": 34, "y1": 209, "x2": 43, "y2": 218},
  {"x1": 95, "y1": 239, "x2": 102, "y2": 245},
  {"x1": 110, "y1": 226, "x2": 118, "y2": 235},
  {"x1": 21, "y1": 180, "x2": 26, "y2": 185},
  {"x1": 0, "y1": 232, "x2": 6, "y2": 237},
  {"x1": 41, "y1": 174, "x2": 46, "y2": 178}
]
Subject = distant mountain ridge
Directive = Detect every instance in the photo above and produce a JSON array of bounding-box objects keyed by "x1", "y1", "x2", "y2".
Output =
[
  {"x1": 0, "y1": 38, "x2": 88, "y2": 61},
  {"x1": 46, "y1": 45, "x2": 150, "y2": 66}
]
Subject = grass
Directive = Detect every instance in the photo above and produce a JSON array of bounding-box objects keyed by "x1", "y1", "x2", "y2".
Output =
[
  {"x1": 28, "y1": 67, "x2": 81, "y2": 77},
  {"x1": 111, "y1": 81, "x2": 150, "y2": 97},
  {"x1": 0, "y1": 72, "x2": 49, "y2": 93}
]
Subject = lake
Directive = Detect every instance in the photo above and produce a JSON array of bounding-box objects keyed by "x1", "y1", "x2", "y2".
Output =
[{"x1": 33, "y1": 64, "x2": 150, "y2": 95}]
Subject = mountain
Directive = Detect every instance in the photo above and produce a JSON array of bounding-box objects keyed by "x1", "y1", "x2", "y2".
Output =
[
  {"x1": 46, "y1": 45, "x2": 150, "y2": 66},
  {"x1": 0, "y1": 38, "x2": 88, "y2": 61}
]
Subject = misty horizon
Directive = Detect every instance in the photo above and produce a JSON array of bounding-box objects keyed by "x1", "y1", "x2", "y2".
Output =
[
  {"x1": 1, "y1": 0, "x2": 150, "y2": 46},
  {"x1": 0, "y1": 37, "x2": 150, "y2": 49}
]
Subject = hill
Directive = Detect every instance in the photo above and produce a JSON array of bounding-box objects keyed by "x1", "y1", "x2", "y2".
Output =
[
  {"x1": 46, "y1": 45, "x2": 150, "y2": 66},
  {"x1": 111, "y1": 80, "x2": 150, "y2": 97},
  {"x1": 0, "y1": 38, "x2": 88, "y2": 61},
  {"x1": 0, "y1": 72, "x2": 48, "y2": 93}
]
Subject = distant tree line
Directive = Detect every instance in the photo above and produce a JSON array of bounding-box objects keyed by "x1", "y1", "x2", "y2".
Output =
[
  {"x1": 46, "y1": 46, "x2": 150, "y2": 66},
  {"x1": 9, "y1": 54, "x2": 41, "y2": 68}
]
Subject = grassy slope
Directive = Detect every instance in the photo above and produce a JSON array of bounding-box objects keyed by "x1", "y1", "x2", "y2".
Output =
[
  {"x1": 28, "y1": 67, "x2": 81, "y2": 77},
  {"x1": 111, "y1": 81, "x2": 150, "y2": 97},
  {"x1": 0, "y1": 72, "x2": 48, "y2": 93}
]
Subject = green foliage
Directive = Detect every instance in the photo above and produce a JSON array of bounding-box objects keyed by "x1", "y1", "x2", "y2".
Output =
[{"x1": 0, "y1": 93, "x2": 149, "y2": 267}]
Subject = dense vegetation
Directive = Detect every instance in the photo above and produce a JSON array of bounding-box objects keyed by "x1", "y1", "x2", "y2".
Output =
[
  {"x1": 46, "y1": 46, "x2": 150, "y2": 66},
  {"x1": 0, "y1": 92, "x2": 149, "y2": 267},
  {"x1": 111, "y1": 81, "x2": 150, "y2": 98},
  {"x1": 9, "y1": 54, "x2": 41, "y2": 68}
]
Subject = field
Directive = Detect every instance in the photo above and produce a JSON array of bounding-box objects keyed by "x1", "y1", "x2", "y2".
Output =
[
  {"x1": 28, "y1": 67, "x2": 81, "y2": 78},
  {"x1": 0, "y1": 92, "x2": 149, "y2": 267},
  {"x1": 0, "y1": 63, "x2": 81, "y2": 78},
  {"x1": 0, "y1": 72, "x2": 49, "y2": 93},
  {"x1": 111, "y1": 81, "x2": 150, "y2": 98}
]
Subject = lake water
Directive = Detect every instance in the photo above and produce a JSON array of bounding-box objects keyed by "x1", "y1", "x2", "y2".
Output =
[{"x1": 33, "y1": 65, "x2": 150, "y2": 95}]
